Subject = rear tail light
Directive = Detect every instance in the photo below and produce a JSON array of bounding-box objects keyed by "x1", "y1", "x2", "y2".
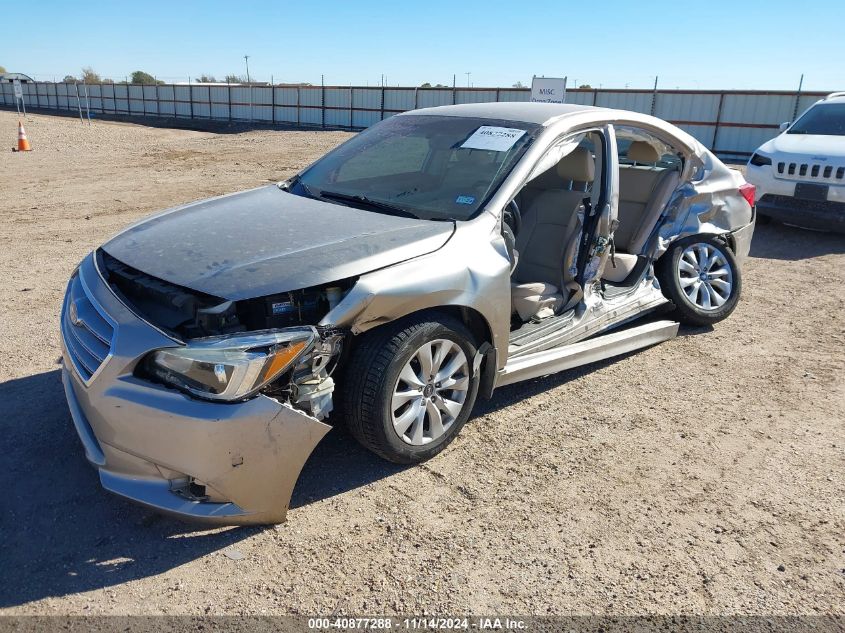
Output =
[{"x1": 739, "y1": 183, "x2": 756, "y2": 207}]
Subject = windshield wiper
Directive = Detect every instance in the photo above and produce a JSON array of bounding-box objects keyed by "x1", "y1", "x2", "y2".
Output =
[{"x1": 318, "y1": 190, "x2": 420, "y2": 219}]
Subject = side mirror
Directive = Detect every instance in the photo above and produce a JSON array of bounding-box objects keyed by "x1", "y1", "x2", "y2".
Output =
[{"x1": 779, "y1": 121, "x2": 790, "y2": 132}]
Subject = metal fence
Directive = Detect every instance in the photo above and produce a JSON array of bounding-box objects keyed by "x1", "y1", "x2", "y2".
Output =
[{"x1": 1, "y1": 81, "x2": 829, "y2": 158}]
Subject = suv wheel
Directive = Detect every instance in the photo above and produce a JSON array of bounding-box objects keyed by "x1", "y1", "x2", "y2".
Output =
[
  {"x1": 657, "y1": 235, "x2": 742, "y2": 326},
  {"x1": 343, "y1": 314, "x2": 480, "y2": 464}
]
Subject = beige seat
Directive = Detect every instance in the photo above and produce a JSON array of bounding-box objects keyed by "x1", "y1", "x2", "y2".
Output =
[
  {"x1": 511, "y1": 148, "x2": 595, "y2": 321},
  {"x1": 603, "y1": 141, "x2": 680, "y2": 283}
]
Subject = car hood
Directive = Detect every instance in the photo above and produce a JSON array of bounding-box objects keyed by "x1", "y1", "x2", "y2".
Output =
[
  {"x1": 102, "y1": 185, "x2": 455, "y2": 300},
  {"x1": 759, "y1": 133, "x2": 845, "y2": 159}
]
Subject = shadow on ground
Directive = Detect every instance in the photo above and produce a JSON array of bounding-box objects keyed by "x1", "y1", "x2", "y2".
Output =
[
  {"x1": 0, "y1": 367, "x2": 411, "y2": 607},
  {"x1": 749, "y1": 221, "x2": 845, "y2": 260}
]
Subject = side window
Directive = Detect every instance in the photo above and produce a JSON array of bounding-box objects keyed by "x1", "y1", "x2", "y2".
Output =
[
  {"x1": 615, "y1": 127, "x2": 681, "y2": 169},
  {"x1": 336, "y1": 136, "x2": 430, "y2": 182}
]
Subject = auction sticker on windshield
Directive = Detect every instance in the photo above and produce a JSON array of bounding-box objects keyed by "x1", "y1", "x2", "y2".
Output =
[{"x1": 461, "y1": 126, "x2": 526, "y2": 152}]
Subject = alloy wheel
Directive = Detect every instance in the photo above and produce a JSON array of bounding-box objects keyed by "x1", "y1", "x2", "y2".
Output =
[
  {"x1": 390, "y1": 339, "x2": 470, "y2": 446},
  {"x1": 676, "y1": 242, "x2": 734, "y2": 310}
]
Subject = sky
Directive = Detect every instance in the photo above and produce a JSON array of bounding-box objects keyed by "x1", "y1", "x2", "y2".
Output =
[{"x1": 3, "y1": 0, "x2": 844, "y2": 91}]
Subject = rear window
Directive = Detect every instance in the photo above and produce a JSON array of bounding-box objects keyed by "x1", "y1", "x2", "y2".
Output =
[
  {"x1": 615, "y1": 127, "x2": 682, "y2": 170},
  {"x1": 788, "y1": 103, "x2": 845, "y2": 136}
]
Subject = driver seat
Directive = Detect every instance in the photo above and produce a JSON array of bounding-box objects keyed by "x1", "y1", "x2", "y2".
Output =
[{"x1": 511, "y1": 148, "x2": 595, "y2": 321}]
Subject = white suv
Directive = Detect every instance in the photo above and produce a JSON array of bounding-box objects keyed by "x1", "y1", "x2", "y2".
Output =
[{"x1": 746, "y1": 92, "x2": 845, "y2": 232}]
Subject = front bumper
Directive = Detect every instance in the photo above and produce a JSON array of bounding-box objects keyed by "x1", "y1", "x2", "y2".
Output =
[
  {"x1": 60, "y1": 253, "x2": 331, "y2": 525},
  {"x1": 746, "y1": 163, "x2": 845, "y2": 232},
  {"x1": 756, "y1": 195, "x2": 845, "y2": 233}
]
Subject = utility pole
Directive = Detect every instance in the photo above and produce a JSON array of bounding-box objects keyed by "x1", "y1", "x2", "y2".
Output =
[
  {"x1": 465, "y1": 71, "x2": 471, "y2": 87},
  {"x1": 244, "y1": 55, "x2": 252, "y2": 122},
  {"x1": 792, "y1": 73, "x2": 804, "y2": 122},
  {"x1": 650, "y1": 75, "x2": 659, "y2": 115}
]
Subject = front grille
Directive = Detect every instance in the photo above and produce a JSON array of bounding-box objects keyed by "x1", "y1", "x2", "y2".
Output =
[
  {"x1": 61, "y1": 273, "x2": 114, "y2": 381},
  {"x1": 776, "y1": 160, "x2": 845, "y2": 182}
]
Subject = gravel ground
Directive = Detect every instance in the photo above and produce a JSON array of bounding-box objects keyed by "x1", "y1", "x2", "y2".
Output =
[{"x1": 0, "y1": 110, "x2": 843, "y2": 616}]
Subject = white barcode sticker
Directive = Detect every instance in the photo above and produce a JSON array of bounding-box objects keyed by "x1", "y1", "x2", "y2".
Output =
[{"x1": 461, "y1": 126, "x2": 526, "y2": 152}]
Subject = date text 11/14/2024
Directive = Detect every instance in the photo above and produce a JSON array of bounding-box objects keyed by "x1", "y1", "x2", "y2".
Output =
[{"x1": 307, "y1": 617, "x2": 527, "y2": 630}]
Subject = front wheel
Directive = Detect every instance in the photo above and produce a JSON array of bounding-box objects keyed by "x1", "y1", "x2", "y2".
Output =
[
  {"x1": 342, "y1": 314, "x2": 480, "y2": 464},
  {"x1": 656, "y1": 235, "x2": 742, "y2": 326}
]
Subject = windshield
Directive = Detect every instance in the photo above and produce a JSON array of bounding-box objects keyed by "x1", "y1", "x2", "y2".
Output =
[
  {"x1": 290, "y1": 114, "x2": 540, "y2": 221},
  {"x1": 788, "y1": 103, "x2": 845, "y2": 136}
]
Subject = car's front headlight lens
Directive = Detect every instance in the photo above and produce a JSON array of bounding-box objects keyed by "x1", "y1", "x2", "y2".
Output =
[
  {"x1": 749, "y1": 152, "x2": 772, "y2": 167},
  {"x1": 146, "y1": 327, "x2": 316, "y2": 402}
]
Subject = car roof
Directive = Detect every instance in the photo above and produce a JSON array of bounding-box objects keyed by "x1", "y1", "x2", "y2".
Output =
[
  {"x1": 399, "y1": 102, "x2": 604, "y2": 126},
  {"x1": 398, "y1": 101, "x2": 707, "y2": 158}
]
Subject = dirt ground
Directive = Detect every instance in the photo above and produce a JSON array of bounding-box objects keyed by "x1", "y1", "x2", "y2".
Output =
[{"x1": 0, "y1": 110, "x2": 842, "y2": 617}]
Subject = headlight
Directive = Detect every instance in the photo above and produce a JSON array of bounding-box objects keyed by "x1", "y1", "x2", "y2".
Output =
[
  {"x1": 749, "y1": 153, "x2": 772, "y2": 167},
  {"x1": 146, "y1": 327, "x2": 315, "y2": 402}
]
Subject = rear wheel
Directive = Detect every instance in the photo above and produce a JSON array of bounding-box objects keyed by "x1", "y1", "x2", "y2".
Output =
[
  {"x1": 656, "y1": 235, "x2": 742, "y2": 326},
  {"x1": 343, "y1": 314, "x2": 480, "y2": 464}
]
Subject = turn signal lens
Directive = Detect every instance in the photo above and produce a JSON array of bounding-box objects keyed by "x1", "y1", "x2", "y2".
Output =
[
  {"x1": 258, "y1": 340, "x2": 308, "y2": 383},
  {"x1": 147, "y1": 327, "x2": 315, "y2": 402}
]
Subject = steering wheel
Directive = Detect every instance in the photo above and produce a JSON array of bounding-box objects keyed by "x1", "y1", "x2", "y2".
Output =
[
  {"x1": 501, "y1": 198, "x2": 522, "y2": 273},
  {"x1": 503, "y1": 198, "x2": 522, "y2": 237}
]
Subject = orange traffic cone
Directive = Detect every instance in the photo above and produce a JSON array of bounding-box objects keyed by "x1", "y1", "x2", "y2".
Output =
[{"x1": 15, "y1": 120, "x2": 32, "y2": 152}]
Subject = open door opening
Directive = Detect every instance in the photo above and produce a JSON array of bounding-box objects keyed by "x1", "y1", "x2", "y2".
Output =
[
  {"x1": 602, "y1": 125, "x2": 684, "y2": 290},
  {"x1": 506, "y1": 130, "x2": 609, "y2": 328}
]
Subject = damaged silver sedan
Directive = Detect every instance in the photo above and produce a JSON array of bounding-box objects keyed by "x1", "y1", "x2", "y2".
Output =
[{"x1": 60, "y1": 102, "x2": 756, "y2": 524}]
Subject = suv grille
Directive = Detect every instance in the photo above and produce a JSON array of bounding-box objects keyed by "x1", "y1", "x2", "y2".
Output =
[
  {"x1": 61, "y1": 273, "x2": 114, "y2": 381},
  {"x1": 776, "y1": 160, "x2": 845, "y2": 183}
]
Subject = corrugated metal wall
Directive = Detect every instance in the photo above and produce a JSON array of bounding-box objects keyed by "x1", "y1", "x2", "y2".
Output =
[{"x1": 1, "y1": 81, "x2": 830, "y2": 158}]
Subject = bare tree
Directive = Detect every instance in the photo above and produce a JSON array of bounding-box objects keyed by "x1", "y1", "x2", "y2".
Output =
[{"x1": 81, "y1": 67, "x2": 101, "y2": 83}]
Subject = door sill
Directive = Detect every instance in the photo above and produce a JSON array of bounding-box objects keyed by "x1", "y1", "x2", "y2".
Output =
[
  {"x1": 497, "y1": 320, "x2": 679, "y2": 388},
  {"x1": 508, "y1": 311, "x2": 575, "y2": 358}
]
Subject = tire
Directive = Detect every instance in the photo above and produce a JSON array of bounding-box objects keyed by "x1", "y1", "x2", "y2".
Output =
[
  {"x1": 656, "y1": 234, "x2": 742, "y2": 326},
  {"x1": 342, "y1": 313, "x2": 480, "y2": 464}
]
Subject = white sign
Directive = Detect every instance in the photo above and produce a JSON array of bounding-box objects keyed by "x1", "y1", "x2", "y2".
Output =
[
  {"x1": 13, "y1": 79, "x2": 23, "y2": 100},
  {"x1": 531, "y1": 77, "x2": 567, "y2": 104},
  {"x1": 461, "y1": 126, "x2": 526, "y2": 152}
]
